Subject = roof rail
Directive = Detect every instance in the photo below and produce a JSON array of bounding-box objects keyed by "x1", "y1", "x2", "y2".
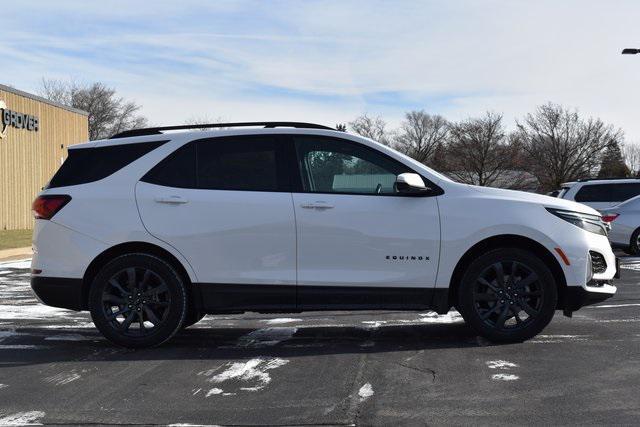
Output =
[
  {"x1": 110, "y1": 121, "x2": 335, "y2": 139},
  {"x1": 577, "y1": 177, "x2": 640, "y2": 182}
]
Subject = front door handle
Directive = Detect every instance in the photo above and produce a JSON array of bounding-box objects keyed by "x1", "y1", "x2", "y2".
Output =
[
  {"x1": 300, "y1": 201, "x2": 334, "y2": 210},
  {"x1": 154, "y1": 196, "x2": 189, "y2": 204}
]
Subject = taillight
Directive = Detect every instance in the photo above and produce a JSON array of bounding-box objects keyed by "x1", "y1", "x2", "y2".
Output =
[
  {"x1": 601, "y1": 213, "x2": 619, "y2": 223},
  {"x1": 32, "y1": 195, "x2": 71, "y2": 220}
]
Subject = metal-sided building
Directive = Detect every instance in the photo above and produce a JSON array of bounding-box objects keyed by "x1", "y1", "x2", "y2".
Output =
[{"x1": 0, "y1": 84, "x2": 88, "y2": 230}]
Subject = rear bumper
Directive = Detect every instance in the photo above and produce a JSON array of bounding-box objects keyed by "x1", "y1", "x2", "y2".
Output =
[{"x1": 31, "y1": 276, "x2": 84, "y2": 311}]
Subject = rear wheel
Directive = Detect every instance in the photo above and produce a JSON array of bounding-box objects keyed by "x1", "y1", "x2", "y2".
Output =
[
  {"x1": 89, "y1": 253, "x2": 187, "y2": 348},
  {"x1": 457, "y1": 248, "x2": 557, "y2": 343}
]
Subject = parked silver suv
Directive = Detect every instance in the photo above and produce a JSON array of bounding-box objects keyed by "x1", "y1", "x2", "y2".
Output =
[{"x1": 556, "y1": 178, "x2": 640, "y2": 210}]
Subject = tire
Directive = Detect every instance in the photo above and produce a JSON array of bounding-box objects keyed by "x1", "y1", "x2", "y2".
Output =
[
  {"x1": 629, "y1": 228, "x2": 640, "y2": 255},
  {"x1": 457, "y1": 248, "x2": 558, "y2": 343},
  {"x1": 182, "y1": 310, "x2": 206, "y2": 329},
  {"x1": 89, "y1": 253, "x2": 187, "y2": 348}
]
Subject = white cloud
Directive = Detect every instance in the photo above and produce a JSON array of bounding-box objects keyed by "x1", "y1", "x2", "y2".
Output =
[{"x1": 2, "y1": 1, "x2": 640, "y2": 139}]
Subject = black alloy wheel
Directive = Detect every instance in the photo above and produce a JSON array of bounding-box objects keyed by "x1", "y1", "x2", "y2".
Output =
[
  {"x1": 101, "y1": 267, "x2": 170, "y2": 336},
  {"x1": 472, "y1": 261, "x2": 543, "y2": 331},
  {"x1": 458, "y1": 248, "x2": 557, "y2": 343},
  {"x1": 89, "y1": 253, "x2": 187, "y2": 348}
]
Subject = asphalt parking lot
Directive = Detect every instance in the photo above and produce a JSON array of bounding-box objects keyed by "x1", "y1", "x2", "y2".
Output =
[{"x1": 0, "y1": 258, "x2": 639, "y2": 426}]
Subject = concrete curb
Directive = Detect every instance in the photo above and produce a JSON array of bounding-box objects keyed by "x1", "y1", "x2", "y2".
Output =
[{"x1": 0, "y1": 246, "x2": 32, "y2": 261}]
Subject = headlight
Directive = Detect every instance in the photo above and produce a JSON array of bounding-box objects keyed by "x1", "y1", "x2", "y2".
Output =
[{"x1": 546, "y1": 208, "x2": 607, "y2": 236}]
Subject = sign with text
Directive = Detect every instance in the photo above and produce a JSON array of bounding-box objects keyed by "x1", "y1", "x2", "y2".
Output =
[{"x1": 0, "y1": 100, "x2": 39, "y2": 139}]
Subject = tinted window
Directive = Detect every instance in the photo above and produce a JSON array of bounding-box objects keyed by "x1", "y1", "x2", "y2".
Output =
[
  {"x1": 197, "y1": 136, "x2": 287, "y2": 191},
  {"x1": 141, "y1": 143, "x2": 196, "y2": 188},
  {"x1": 294, "y1": 136, "x2": 410, "y2": 195},
  {"x1": 47, "y1": 140, "x2": 168, "y2": 189},
  {"x1": 575, "y1": 183, "x2": 640, "y2": 202},
  {"x1": 614, "y1": 183, "x2": 640, "y2": 201}
]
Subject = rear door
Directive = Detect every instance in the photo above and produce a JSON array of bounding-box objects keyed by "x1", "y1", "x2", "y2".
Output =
[
  {"x1": 290, "y1": 135, "x2": 441, "y2": 310},
  {"x1": 135, "y1": 135, "x2": 296, "y2": 312}
]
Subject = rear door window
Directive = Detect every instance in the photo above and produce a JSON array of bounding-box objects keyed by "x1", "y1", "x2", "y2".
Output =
[
  {"x1": 575, "y1": 183, "x2": 640, "y2": 203},
  {"x1": 196, "y1": 136, "x2": 288, "y2": 191},
  {"x1": 141, "y1": 135, "x2": 289, "y2": 192}
]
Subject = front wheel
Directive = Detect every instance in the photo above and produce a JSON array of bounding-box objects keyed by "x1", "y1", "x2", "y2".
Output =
[
  {"x1": 457, "y1": 248, "x2": 557, "y2": 343},
  {"x1": 89, "y1": 253, "x2": 187, "y2": 348}
]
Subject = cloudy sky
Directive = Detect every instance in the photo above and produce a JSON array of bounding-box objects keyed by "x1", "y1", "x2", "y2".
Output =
[{"x1": 3, "y1": 1, "x2": 640, "y2": 140}]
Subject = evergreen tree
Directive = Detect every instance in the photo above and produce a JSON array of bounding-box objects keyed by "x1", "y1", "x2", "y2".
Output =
[{"x1": 598, "y1": 141, "x2": 630, "y2": 178}]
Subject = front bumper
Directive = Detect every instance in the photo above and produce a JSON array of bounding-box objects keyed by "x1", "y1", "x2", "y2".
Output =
[
  {"x1": 562, "y1": 283, "x2": 615, "y2": 314},
  {"x1": 31, "y1": 276, "x2": 84, "y2": 311}
]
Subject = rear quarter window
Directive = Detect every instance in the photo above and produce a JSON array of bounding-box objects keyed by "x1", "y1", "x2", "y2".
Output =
[
  {"x1": 47, "y1": 140, "x2": 168, "y2": 189},
  {"x1": 574, "y1": 183, "x2": 640, "y2": 203}
]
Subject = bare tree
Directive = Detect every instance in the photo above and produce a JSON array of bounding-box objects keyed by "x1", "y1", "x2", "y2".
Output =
[
  {"x1": 622, "y1": 142, "x2": 640, "y2": 176},
  {"x1": 393, "y1": 110, "x2": 448, "y2": 165},
  {"x1": 515, "y1": 103, "x2": 623, "y2": 191},
  {"x1": 348, "y1": 114, "x2": 390, "y2": 145},
  {"x1": 184, "y1": 115, "x2": 226, "y2": 131},
  {"x1": 446, "y1": 112, "x2": 521, "y2": 187},
  {"x1": 39, "y1": 78, "x2": 147, "y2": 140}
]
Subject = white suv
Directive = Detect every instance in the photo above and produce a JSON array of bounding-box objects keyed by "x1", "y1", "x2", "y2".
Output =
[
  {"x1": 557, "y1": 178, "x2": 640, "y2": 210},
  {"x1": 30, "y1": 122, "x2": 618, "y2": 348}
]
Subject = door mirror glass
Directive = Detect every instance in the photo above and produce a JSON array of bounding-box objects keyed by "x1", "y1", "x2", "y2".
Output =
[{"x1": 395, "y1": 173, "x2": 429, "y2": 194}]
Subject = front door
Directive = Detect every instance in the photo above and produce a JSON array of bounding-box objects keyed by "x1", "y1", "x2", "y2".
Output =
[
  {"x1": 290, "y1": 135, "x2": 441, "y2": 310},
  {"x1": 136, "y1": 135, "x2": 296, "y2": 312}
]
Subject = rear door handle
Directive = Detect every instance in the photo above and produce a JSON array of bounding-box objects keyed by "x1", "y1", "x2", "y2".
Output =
[
  {"x1": 154, "y1": 196, "x2": 189, "y2": 204},
  {"x1": 300, "y1": 201, "x2": 334, "y2": 210}
]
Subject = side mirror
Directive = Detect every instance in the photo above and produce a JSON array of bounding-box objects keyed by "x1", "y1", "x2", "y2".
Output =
[{"x1": 395, "y1": 173, "x2": 429, "y2": 194}]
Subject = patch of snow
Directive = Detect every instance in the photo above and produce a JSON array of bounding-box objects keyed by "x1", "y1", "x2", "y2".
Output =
[
  {"x1": 358, "y1": 383, "x2": 374, "y2": 402},
  {"x1": 486, "y1": 360, "x2": 518, "y2": 369},
  {"x1": 0, "y1": 259, "x2": 32, "y2": 269},
  {"x1": 205, "y1": 388, "x2": 223, "y2": 397},
  {"x1": 261, "y1": 318, "x2": 302, "y2": 325},
  {"x1": 0, "y1": 304, "x2": 75, "y2": 321},
  {"x1": 199, "y1": 358, "x2": 289, "y2": 396},
  {"x1": 236, "y1": 327, "x2": 297, "y2": 347},
  {"x1": 0, "y1": 410, "x2": 45, "y2": 425},
  {"x1": 40, "y1": 322, "x2": 95, "y2": 329},
  {"x1": 530, "y1": 334, "x2": 590, "y2": 343},
  {"x1": 492, "y1": 374, "x2": 519, "y2": 381},
  {"x1": 44, "y1": 371, "x2": 81, "y2": 386},
  {"x1": 417, "y1": 311, "x2": 464, "y2": 323}
]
